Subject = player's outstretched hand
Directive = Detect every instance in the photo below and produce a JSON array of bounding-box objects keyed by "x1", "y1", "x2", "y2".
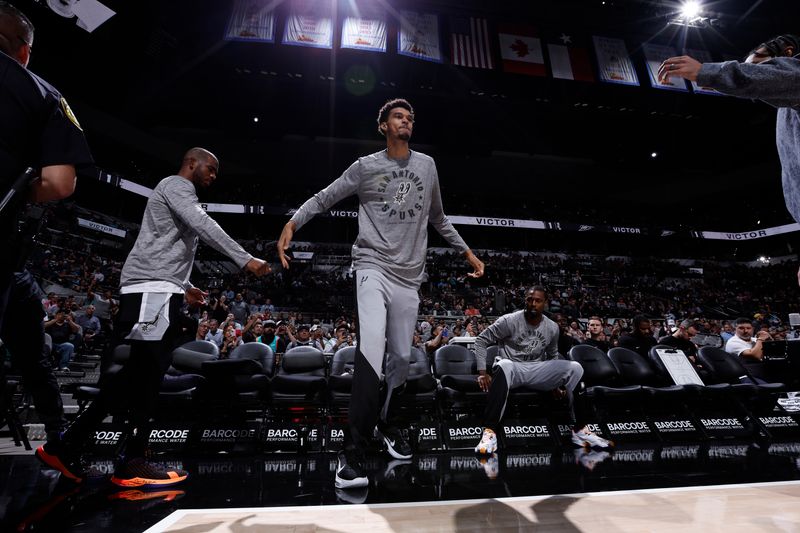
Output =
[
  {"x1": 464, "y1": 249, "x2": 485, "y2": 278},
  {"x1": 278, "y1": 221, "x2": 296, "y2": 270},
  {"x1": 658, "y1": 55, "x2": 702, "y2": 83},
  {"x1": 186, "y1": 287, "x2": 208, "y2": 307},
  {"x1": 246, "y1": 258, "x2": 272, "y2": 277}
]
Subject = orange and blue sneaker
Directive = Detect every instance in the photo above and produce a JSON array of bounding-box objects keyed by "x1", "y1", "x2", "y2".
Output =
[
  {"x1": 35, "y1": 441, "x2": 98, "y2": 483},
  {"x1": 110, "y1": 458, "x2": 188, "y2": 488},
  {"x1": 109, "y1": 489, "x2": 185, "y2": 502}
]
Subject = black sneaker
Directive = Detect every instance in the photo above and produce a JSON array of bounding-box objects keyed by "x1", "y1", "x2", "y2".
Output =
[
  {"x1": 110, "y1": 458, "x2": 188, "y2": 488},
  {"x1": 334, "y1": 449, "x2": 368, "y2": 489},
  {"x1": 36, "y1": 441, "x2": 96, "y2": 483},
  {"x1": 376, "y1": 424, "x2": 412, "y2": 460}
]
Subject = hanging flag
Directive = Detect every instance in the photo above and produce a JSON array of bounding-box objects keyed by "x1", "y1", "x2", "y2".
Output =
[
  {"x1": 642, "y1": 43, "x2": 688, "y2": 91},
  {"x1": 450, "y1": 16, "x2": 494, "y2": 69},
  {"x1": 497, "y1": 23, "x2": 545, "y2": 76},
  {"x1": 547, "y1": 32, "x2": 594, "y2": 82},
  {"x1": 225, "y1": 0, "x2": 276, "y2": 42},
  {"x1": 593, "y1": 36, "x2": 639, "y2": 86},
  {"x1": 685, "y1": 48, "x2": 721, "y2": 95},
  {"x1": 341, "y1": 11, "x2": 387, "y2": 52},
  {"x1": 283, "y1": 0, "x2": 334, "y2": 49},
  {"x1": 397, "y1": 10, "x2": 442, "y2": 62}
]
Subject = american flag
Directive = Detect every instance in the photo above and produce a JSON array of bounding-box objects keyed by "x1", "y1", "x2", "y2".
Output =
[{"x1": 451, "y1": 17, "x2": 494, "y2": 69}]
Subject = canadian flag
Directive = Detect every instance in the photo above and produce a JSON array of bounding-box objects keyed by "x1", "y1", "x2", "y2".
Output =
[
  {"x1": 547, "y1": 33, "x2": 595, "y2": 82},
  {"x1": 497, "y1": 23, "x2": 545, "y2": 76}
]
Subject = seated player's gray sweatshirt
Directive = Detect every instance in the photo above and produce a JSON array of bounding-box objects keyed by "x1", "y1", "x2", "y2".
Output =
[
  {"x1": 698, "y1": 57, "x2": 800, "y2": 224},
  {"x1": 290, "y1": 149, "x2": 469, "y2": 289},
  {"x1": 121, "y1": 175, "x2": 253, "y2": 292},
  {"x1": 473, "y1": 311, "x2": 562, "y2": 372}
]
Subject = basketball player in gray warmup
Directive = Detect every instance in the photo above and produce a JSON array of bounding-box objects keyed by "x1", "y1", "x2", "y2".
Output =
[{"x1": 278, "y1": 99, "x2": 484, "y2": 489}]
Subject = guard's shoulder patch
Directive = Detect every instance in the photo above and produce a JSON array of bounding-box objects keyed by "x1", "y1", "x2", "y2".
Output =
[{"x1": 60, "y1": 97, "x2": 82, "y2": 131}]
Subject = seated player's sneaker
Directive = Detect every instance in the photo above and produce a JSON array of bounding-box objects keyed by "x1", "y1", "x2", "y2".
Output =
[
  {"x1": 376, "y1": 424, "x2": 412, "y2": 460},
  {"x1": 35, "y1": 441, "x2": 101, "y2": 483},
  {"x1": 571, "y1": 427, "x2": 614, "y2": 449},
  {"x1": 110, "y1": 458, "x2": 188, "y2": 488},
  {"x1": 573, "y1": 449, "x2": 612, "y2": 471},
  {"x1": 478, "y1": 453, "x2": 499, "y2": 480},
  {"x1": 382, "y1": 459, "x2": 412, "y2": 482},
  {"x1": 474, "y1": 428, "x2": 498, "y2": 455},
  {"x1": 335, "y1": 486, "x2": 369, "y2": 504},
  {"x1": 334, "y1": 449, "x2": 368, "y2": 489}
]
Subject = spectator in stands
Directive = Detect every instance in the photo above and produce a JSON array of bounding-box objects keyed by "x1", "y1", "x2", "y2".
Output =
[
  {"x1": 473, "y1": 286, "x2": 611, "y2": 457},
  {"x1": 76, "y1": 304, "x2": 101, "y2": 350},
  {"x1": 326, "y1": 324, "x2": 355, "y2": 353},
  {"x1": 309, "y1": 324, "x2": 326, "y2": 351},
  {"x1": 566, "y1": 320, "x2": 585, "y2": 342},
  {"x1": 463, "y1": 320, "x2": 478, "y2": 338},
  {"x1": 230, "y1": 293, "x2": 249, "y2": 324},
  {"x1": 725, "y1": 317, "x2": 772, "y2": 360},
  {"x1": 43, "y1": 292, "x2": 59, "y2": 316},
  {"x1": 259, "y1": 319, "x2": 287, "y2": 354},
  {"x1": 44, "y1": 308, "x2": 79, "y2": 371},
  {"x1": 209, "y1": 294, "x2": 229, "y2": 323},
  {"x1": 205, "y1": 319, "x2": 223, "y2": 347},
  {"x1": 618, "y1": 315, "x2": 657, "y2": 358},
  {"x1": 658, "y1": 319, "x2": 701, "y2": 362},
  {"x1": 424, "y1": 324, "x2": 449, "y2": 354},
  {"x1": 581, "y1": 316, "x2": 611, "y2": 352},
  {"x1": 287, "y1": 324, "x2": 312, "y2": 350},
  {"x1": 195, "y1": 320, "x2": 209, "y2": 341},
  {"x1": 219, "y1": 324, "x2": 243, "y2": 358},
  {"x1": 553, "y1": 314, "x2": 579, "y2": 356},
  {"x1": 241, "y1": 314, "x2": 262, "y2": 343}
]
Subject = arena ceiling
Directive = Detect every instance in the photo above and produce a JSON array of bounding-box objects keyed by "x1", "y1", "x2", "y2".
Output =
[{"x1": 14, "y1": 0, "x2": 800, "y2": 234}]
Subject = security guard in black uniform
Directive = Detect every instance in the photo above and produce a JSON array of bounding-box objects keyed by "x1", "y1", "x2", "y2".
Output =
[{"x1": 0, "y1": 1, "x2": 93, "y2": 477}]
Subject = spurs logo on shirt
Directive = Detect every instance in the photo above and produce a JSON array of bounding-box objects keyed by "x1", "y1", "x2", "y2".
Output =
[
  {"x1": 377, "y1": 169, "x2": 425, "y2": 223},
  {"x1": 512, "y1": 330, "x2": 549, "y2": 359}
]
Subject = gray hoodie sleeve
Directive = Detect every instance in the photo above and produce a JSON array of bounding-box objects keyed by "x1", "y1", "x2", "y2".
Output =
[
  {"x1": 428, "y1": 164, "x2": 469, "y2": 253},
  {"x1": 163, "y1": 178, "x2": 253, "y2": 269},
  {"x1": 290, "y1": 160, "x2": 362, "y2": 230},
  {"x1": 697, "y1": 58, "x2": 800, "y2": 108},
  {"x1": 474, "y1": 315, "x2": 512, "y2": 371}
]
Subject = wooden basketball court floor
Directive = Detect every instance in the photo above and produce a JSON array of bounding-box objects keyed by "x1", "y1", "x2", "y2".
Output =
[{"x1": 147, "y1": 480, "x2": 800, "y2": 532}]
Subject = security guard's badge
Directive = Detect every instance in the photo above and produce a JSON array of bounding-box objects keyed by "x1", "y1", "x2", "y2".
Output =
[{"x1": 60, "y1": 97, "x2": 82, "y2": 131}]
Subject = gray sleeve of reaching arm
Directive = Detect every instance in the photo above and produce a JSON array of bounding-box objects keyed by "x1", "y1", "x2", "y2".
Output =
[
  {"x1": 428, "y1": 165, "x2": 469, "y2": 253},
  {"x1": 697, "y1": 58, "x2": 800, "y2": 108},
  {"x1": 290, "y1": 160, "x2": 362, "y2": 230},
  {"x1": 163, "y1": 179, "x2": 253, "y2": 269},
  {"x1": 474, "y1": 316, "x2": 510, "y2": 371}
]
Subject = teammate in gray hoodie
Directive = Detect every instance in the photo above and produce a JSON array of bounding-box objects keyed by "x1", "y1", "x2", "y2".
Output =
[
  {"x1": 278, "y1": 98, "x2": 484, "y2": 489},
  {"x1": 659, "y1": 34, "x2": 800, "y2": 279}
]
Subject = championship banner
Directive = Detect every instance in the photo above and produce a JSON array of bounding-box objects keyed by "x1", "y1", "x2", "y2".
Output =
[
  {"x1": 450, "y1": 16, "x2": 494, "y2": 69},
  {"x1": 685, "y1": 48, "x2": 721, "y2": 95},
  {"x1": 77, "y1": 217, "x2": 127, "y2": 238},
  {"x1": 593, "y1": 36, "x2": 639, "y2": 86},
  {"x1": 283, "y1": 0, "x2": 334, "y2": 49},
  {"x1": 497, "y1": 23, "x2": 545, "y2": 76},
  {"x1": 225, "y1": 0, "x2": 276, "y2": 43},
  {"x1": 397, "y1": 10, "x2": 443, "y2": 63},
  {"x1": 341, "y1": 12, "x2": 387, "y2": 52},
  {"x1": 547, "y1": 31, "x2": 595, "y2": 82},
  {"x1": 692, "y1": 223, "x2": 800, "y2": 241},
  {"x1": 642, "y1": 43, "x2": 688, "y2": 91}
]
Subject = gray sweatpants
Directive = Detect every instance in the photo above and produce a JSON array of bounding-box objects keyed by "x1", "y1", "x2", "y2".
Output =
[
  {"x1": 347, "y1": 269, "x2": 419, "y2": 449},
  {"x1": 485, "y1": 358, "x2": 584, "y2": 429}
]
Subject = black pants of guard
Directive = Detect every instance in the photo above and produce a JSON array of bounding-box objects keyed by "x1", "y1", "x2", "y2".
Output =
[
  {"x1": 62, "y1": 293, "x2": 183, "y2": 458},
  {"x1": 0, "y1": 270, "x2": 66, "y2": 440}
]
